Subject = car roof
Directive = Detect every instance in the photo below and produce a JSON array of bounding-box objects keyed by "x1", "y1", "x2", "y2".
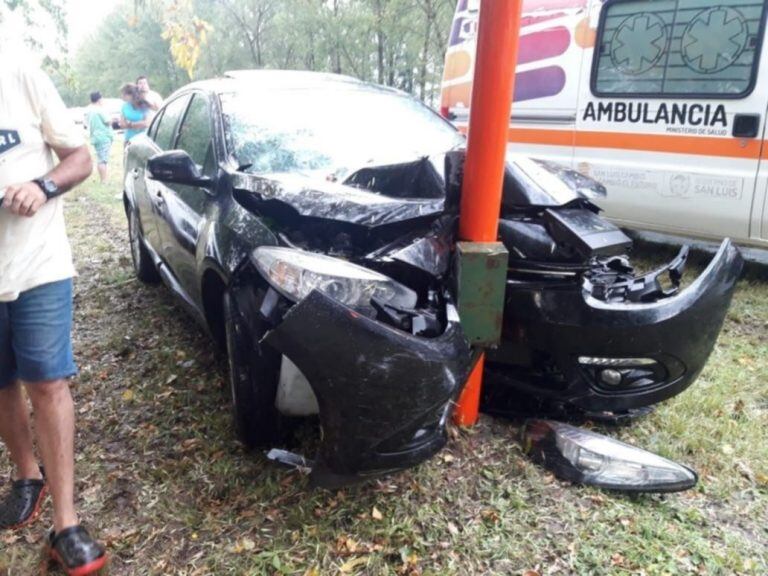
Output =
[{"x1": 173, "y1": 69, "x2": 402, "y2": 99}]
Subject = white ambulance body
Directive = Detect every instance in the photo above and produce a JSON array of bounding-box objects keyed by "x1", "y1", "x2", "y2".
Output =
[{"x1": 441, "y1": 0, "x2": 768, "y2": 249}]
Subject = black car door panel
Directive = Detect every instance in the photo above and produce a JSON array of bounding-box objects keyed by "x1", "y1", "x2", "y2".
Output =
[{"x1": 160, "y1": 93, "x2": 217, "y2": 305}]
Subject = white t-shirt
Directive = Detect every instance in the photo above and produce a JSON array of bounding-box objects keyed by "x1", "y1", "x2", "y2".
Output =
[
  {"x1": 0, "y1": 63, "x2": 85, "y2": 302},
  {"x1": 144, "y1": 89, "x2": 163, "y2": 110}
]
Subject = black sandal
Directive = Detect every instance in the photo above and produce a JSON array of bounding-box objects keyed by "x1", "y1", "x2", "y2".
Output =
[
  {"x1": 46, "y1": 525, "x2": 107, "y2": 576},
  {"x1": 0, "y1": 470, "x2": 47, "y2": 531}
]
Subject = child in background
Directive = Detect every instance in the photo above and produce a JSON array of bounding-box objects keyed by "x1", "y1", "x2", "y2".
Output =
[{"x1": 86, "y1": 91, "x2": 114, "y2": 183}]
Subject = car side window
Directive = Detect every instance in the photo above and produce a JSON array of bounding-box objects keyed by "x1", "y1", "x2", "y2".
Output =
[
  {"x1": 593, "y1": 0, "x2": 767, "y2": 98},
  {"x1": 147, "y1": 109, "x2": 164, "y2": 141},
  {"x1": 176, "y1": 94, "x2": 215, "y2": 176},
  {"x1": 153, "y1": 95, "x2": 191, "y2": 151}
]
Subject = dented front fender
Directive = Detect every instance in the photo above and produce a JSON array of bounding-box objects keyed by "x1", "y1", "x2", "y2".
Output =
[{"x1": 263, "y1": 290, "x2": 473, "y2": 488}]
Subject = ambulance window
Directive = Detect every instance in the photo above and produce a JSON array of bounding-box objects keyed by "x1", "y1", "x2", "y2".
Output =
[{"x1": 593, "y1": 0, "x2": 767, "y2": 98}]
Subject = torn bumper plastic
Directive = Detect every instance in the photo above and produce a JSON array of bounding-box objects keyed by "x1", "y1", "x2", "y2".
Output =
[
  {"x1": 263, "y1": 290, "x2": 473, "y2": 488},
  {"x1": 486, "y1": 239, "x2": 743, "y2": 414}
]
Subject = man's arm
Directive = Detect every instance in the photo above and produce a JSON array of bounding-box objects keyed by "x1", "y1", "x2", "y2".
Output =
[
  {"x1": 147, "y1": 91, "x2": 163, "y2": 111},
  {"x1": 2, "y1": 145, "x2": 92, "y2": 217},
  {"x1": 126, "y1": 118, "x2": 150, "y2": 130}
]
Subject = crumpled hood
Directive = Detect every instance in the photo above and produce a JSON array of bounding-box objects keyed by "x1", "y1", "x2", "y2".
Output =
[
  {"x1": 231, "y1": 154, "x2": 450, "y2": 228},
  {"x1": 231, "y1": 151, "x2": 608, "y2": 229}
]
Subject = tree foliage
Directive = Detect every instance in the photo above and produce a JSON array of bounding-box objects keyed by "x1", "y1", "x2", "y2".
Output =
[
  {"x1": 0, "y1": 0, "x2": 68, "y2": 58},
  {"x1": 66, "y1": 0, "x2": 457, "y2": 106},
  {"x1": 71, "y1": 3, "x2": 187, "y2": 102}
]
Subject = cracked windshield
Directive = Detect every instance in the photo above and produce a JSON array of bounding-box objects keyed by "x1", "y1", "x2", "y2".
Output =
[{"x1": 222, "y1": 88, "x2": 465, "y2": 179}]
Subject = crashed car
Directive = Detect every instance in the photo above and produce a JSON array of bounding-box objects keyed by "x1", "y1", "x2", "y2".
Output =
[{"x1": 123, "y1": 70, "x2": 743, "y2": 488}]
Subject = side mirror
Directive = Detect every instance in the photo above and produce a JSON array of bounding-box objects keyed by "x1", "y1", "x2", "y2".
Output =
[{"x1": 147, "y1": 150, "x2": 213, "y2": 188}]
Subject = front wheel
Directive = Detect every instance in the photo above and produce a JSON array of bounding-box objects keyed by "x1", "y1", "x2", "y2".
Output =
[
  {"x1": 127, "y1": 206, "x2": 160, "y2": 284},
  {"x1": 223, "y1": 291, "x2": 281, "y2": 448}
]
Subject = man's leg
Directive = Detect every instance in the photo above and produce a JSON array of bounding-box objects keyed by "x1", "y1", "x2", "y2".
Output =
[
  {"x1": 10, "y1": 280, "x2": 79, "y2": 532},
  {"x1": 0, "y1": 300, "x2": 41, "y2": 481},
  {"x1": 0, "y1": 382, "x2": 42, "y2": 481},
  {"x1": 97, "y1": 163, "x2": 107, "y2": 182},
  {"x1": 24, "y1": 379, "x2": 77, "y2": 532}
]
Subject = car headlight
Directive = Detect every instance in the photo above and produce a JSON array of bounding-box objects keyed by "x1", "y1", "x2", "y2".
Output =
[
  {"x1": 522, "y1": 420, "x2": 698, "y2": 492},
  {"x1": 251, "y1": 246, "x2": 418, "y2": 313}
]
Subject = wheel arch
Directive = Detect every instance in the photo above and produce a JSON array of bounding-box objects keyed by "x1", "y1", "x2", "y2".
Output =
[{"x1": 200, "y1": 263, "x2": 230, "y2": 350}]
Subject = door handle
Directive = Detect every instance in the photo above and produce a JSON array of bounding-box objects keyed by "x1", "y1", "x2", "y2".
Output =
[
  {"x1": 132, "y1": 168, "x2": 140, "y2": 179},
  {"x1": 733, "y1": 114, "x2": 761, "y2": 139}
]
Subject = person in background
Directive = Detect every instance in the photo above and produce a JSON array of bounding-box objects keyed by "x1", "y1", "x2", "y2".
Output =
[
  {"x1": 119, "y1": 83, "x2": 150, "y2": 145},
  {"x1": 86, "y1": 91, "x2": 114, "y2": 183},
  {"x1": 0, "y1": 60, "x2": 108, "y2": 574},
  {"x1": 136, "y1": 75, "x2": 163, "y2": 112}
]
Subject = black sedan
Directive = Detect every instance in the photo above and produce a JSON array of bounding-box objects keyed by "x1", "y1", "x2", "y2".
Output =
[{"x1": 123, "y1": 70, "x2": 742, "y2": 487}]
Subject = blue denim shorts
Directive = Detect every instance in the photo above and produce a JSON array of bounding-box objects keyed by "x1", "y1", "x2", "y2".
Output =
[
  {"x1": 0, "y1": 279, "x2": 77, "y2": 388},
  {"x1": 94, "y1": 141, "x2": 112, "y2": 165}
]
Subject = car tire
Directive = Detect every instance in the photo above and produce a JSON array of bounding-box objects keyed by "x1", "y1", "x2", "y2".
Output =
[
  {"x1": 223, "y1": 290, "x2": 281, "y2": 448},
  {"x1": 128, "y1": 206, "x2": 160, "y2": 284}
]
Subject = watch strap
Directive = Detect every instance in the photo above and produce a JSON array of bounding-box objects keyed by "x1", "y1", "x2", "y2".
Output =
[{"x1": 33, "y1": 178, "x2": 61, "y2": 201}]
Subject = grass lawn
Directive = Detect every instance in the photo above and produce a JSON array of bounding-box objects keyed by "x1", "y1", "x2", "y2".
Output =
[{"x1": 0, "y1": 147, "x2": 766, "y2": 575}]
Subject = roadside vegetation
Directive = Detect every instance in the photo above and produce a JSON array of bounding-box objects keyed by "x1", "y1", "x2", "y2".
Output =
[
  {"x1": 0, "y1": 150, "x2": 766, "y2": 575},
  {"x1": 39, "y1": 0, "x2": 458, "y2": 109}
]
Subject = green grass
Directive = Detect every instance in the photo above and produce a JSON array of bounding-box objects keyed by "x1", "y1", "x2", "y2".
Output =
[{"x1": 0, "y1": 147, "x2": 766, "y2": 575}]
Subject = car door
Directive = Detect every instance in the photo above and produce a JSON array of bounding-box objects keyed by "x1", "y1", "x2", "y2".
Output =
[
  {"x1": 157, "y1": 92, "x2": 217, "y2": 305},
  {"x1": 574, "y1": 0, "x2": 768, "y2": 245},
  {"x1": 144, "y1": 94, "x2": 192, "y2": 260},
  {"x1": 130, "y1": 111, "x2": 163, "y2": 256}
]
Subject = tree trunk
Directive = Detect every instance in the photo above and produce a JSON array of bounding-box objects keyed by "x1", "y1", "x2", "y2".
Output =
[
  {"x1": 419, "y1": 1, "x2": 434, "y2": 101},
  {"x1": 374, "y1": 0, "x2": 386, "y2": 84}
]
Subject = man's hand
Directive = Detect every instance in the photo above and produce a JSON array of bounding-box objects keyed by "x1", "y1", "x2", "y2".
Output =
[
  {"x1": 2, "y1": 182, "x2": 47, "y2": 217},
  {"x1": 1, "y1": 146, "x2": 91, "y2": 218}
]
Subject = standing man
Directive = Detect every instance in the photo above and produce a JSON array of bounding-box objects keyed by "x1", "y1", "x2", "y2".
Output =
[
  {"x1": 135, "y1": 75, "x2": 163, "y2": 112},
  {"x1": 0, "y1": 61, "x2": 107, "y2": 574},
  {"x1": 86, "y1": 91, "x2": 114, "y2": 183}
]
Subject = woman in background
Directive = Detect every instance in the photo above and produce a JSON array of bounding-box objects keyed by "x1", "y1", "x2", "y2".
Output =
[{"x1": 120, "y1": 83, "x2": 150, "y2": 145}]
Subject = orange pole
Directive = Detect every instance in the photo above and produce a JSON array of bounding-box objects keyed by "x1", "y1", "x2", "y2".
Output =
[{"x1": 454, "y1": 0, "x2": 523, "y2": 426}]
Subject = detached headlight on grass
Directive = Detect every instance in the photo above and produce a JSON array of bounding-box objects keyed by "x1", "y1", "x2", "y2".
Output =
[
  {"x1": 252, "y1": 246, "x2": 417, "y2": 313},
  {"x1": 522, "y1": 420, "x2": 698, "y2": 493}
]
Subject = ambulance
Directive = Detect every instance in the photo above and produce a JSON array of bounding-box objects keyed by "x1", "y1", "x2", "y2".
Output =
[{"x1": 441, "y1": 0, "x2": 768, "y2": 248}]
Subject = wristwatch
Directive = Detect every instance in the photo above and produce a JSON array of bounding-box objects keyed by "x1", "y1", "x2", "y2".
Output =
[{"x1": 32, "y1": 178, "x2": 61, "y2": 201}]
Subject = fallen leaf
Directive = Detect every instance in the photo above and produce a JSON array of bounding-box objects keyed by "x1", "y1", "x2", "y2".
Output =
[
  {"x1": 372, "y1": 506, "x2": 383, "y2": 521},
  {"x1": 339, "y1": 556, "x2": 369, "y2": 573},
  {"x1": 242, "y1": 538, "x2": 256, "y2": 551}
]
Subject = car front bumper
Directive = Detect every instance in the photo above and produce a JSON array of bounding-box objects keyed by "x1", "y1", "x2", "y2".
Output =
[
  {"x1": 485, "y1": 239, "x2": 743, "y2": 414},
  {"x1": 263, "y1": 290, "x2": 474, "y2": 488}
]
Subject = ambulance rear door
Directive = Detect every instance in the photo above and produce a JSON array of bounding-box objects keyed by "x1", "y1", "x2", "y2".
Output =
[
  {"x1": 574, "y1": 0, "x2": 768, "y2": 245},
  {"x1": 758, "y1": 109, "x2": 768, "y2": 242}
]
